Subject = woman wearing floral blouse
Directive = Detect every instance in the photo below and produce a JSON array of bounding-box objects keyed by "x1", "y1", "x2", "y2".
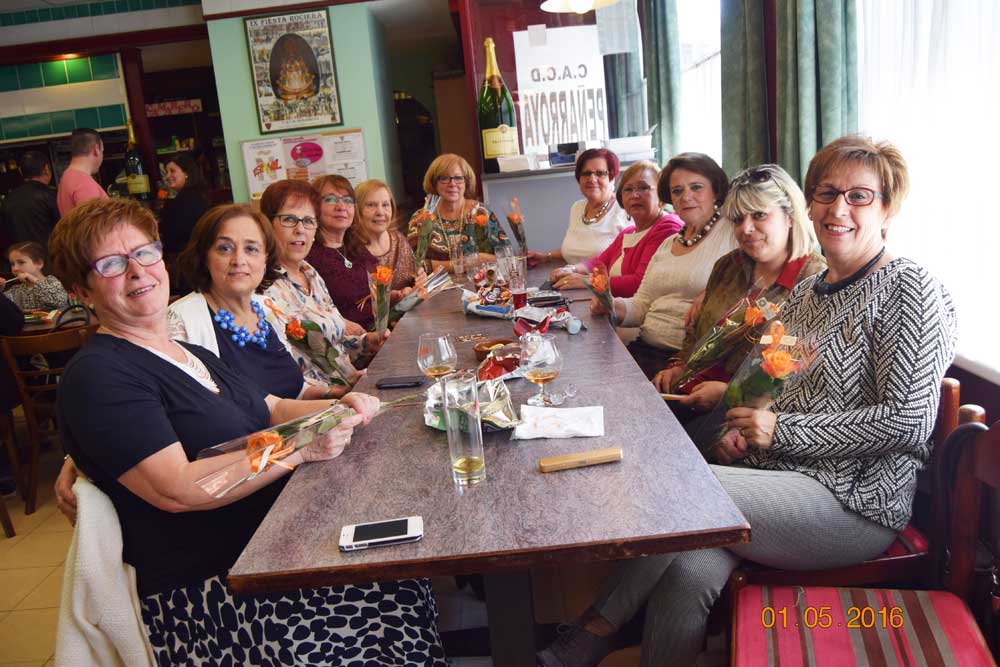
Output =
[{"x1": 406, "y1": 153, "x2": 508, "y2": 272}]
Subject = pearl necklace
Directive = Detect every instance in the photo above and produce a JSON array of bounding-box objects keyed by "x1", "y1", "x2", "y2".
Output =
[
  {"x1": 675, "y1": 207, "x2": 722, "y2": 247},
  {"x1": 581, "y1": 198, "x2": 613, "y2": 225},
  {"x1": 213, "y1": 300, "x2": 270, "y2": 349}
]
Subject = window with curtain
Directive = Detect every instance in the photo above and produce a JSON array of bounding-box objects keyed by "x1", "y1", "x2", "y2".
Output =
[
  {"x1": 857, "y1": 0, "x2": 1000, "y2": 381},
  {"x1": 676, "y1": 0, "x2": 721, "y2": 162}
]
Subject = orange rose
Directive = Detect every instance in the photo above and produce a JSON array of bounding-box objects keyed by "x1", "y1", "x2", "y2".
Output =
[
  {"x1": 371, "y1": 265, "x2": 393, "y2": 286},
  {"x1": 590, "y1": 270, "x2": 608, "y2": 294},
  {"x1": 506, "y1": 213, "x2": 523, "y2": 224},
  {"x1": 760, "y1": 348, "x2": 799, "y2": 379},
  {"x1": 285, "y1": 319, "x2": 306, "y2": 341},
  {"x1": 415, "y1": 209, "x2": 435, "y2": 224},
  {"x1": 474, "y1": 212, "x2": 488, "y2": 227},
  {"x1": 744, "y1": 306, "x2": 764, "y2": 326}
]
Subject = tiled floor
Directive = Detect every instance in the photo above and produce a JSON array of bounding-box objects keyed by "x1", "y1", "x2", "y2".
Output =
[{"x1": 0, "y1": 447, "x2": 67, "y2": 666}]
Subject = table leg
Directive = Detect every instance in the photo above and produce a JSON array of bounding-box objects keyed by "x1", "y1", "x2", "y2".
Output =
[{"x1": 484, "y1": 570, "x2": 536, "y2": 666}]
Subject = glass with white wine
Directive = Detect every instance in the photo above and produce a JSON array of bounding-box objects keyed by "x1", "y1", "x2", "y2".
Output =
[
  {"x1": 442, "y1": 371, "x2": 486, "y2": 486},
  {"x1": 519, "y1": 333, "x2": 565, "y2": 406},
  {"x1": 417, "y1": 333, "x2": 458, "y2": 382}
]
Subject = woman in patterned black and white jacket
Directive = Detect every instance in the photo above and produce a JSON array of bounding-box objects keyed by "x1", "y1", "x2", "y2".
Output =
[{"x1": 536, "y1": 136, "x2": 958, "y2": 667}]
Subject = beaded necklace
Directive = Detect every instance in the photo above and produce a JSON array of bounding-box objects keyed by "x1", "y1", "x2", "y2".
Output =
[
  {"x1": 213, "y1": 300, "x2": 270, "y2": 349},
  {"x1": 581, "y1": 198, "x2": 614, "y2": 225},
  {"x1": 675, "y1": 207, "x2": 722, "y2": 247}
]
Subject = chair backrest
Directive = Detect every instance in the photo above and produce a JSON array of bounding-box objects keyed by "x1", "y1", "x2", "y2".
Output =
[
  {"x1": 946, "y1": 419, "x2": 1000, "y2": 602},
  {"x1": 0, "y1": 324, "x2": 99, "y2": 402}
]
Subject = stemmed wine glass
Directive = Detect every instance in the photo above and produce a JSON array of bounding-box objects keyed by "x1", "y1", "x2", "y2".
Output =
[
  {"x1": 519, "y1": 333, "x2": 565, "y2": 406},
  {"x1": 417, "y1": 333, "x2": 458, "y2": 385}
]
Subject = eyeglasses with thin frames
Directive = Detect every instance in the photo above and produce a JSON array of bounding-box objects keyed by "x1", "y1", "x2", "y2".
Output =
[
  {"x1": 621, "y1": 183, "x2": 654, "y2": 196},
  {"x1": 275, "y1": 214, "x2": 318, "y2": 230},
  {"x1": 323, "y1": 194, "x2": 354, "y2": 206},
  {"x1": 811, "y1": 186, "x2": 883, "y2": 207},
  {"x1": 91, "y1": 241, "x2": 163, "y2": 278},
  {"x1": 580, "y1": 170, "x2": 610, "y2": 180}
]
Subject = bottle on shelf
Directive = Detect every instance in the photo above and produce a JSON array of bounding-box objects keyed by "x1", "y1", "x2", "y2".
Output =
[
  {"x1": 477, "y1": 37, "x2": 519, "y2": 174},
  {"x1": 125, "y1": 119, "x2": 150, "y2": 202}
]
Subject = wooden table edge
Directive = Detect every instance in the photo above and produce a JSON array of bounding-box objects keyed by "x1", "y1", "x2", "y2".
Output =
[{"x1": 227, "y1": 525, "x2": 751, "y2": 595}]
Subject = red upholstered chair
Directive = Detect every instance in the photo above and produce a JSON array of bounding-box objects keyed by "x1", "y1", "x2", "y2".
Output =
[
  {"x1": 731, "y1": 378, "x2": 968, "y2": 590},
  {"x1": 730, "y1": 418, "x2": 998, "y2": 667}
]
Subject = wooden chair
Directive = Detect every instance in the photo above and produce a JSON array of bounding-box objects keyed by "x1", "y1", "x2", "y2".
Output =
[
  {"x1": 730, "y1": 378, "x2": 971, "y2": 590},
  {"x1": 0, "y1": 324, "x2": 98, "y2": 514},
  {"x1": 0, "y1": 493, "x2": 13, "y2": 538},
  {"x1": 730, "y1": 419, "x2": 999, "y2": 666}
]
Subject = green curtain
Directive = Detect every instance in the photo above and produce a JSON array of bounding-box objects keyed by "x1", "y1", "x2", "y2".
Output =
[
  {"x1": 604, "y1": 52, "x2": 649, "y2": 141},
  {"x1": 721, "y1": 0, "x2": 770, "y2": 178},
  {"x1": 775, "y1": 0, "x2": 858, "y2": 182},
  {"x1": 642, "y1": 0, "x2": 681, "y2": 163}
]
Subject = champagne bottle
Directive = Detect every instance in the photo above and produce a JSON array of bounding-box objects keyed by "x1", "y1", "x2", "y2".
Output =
[
  {"x1": 125, "y1": 119, "x2": 150, "y2": 202},
  {"x1": 478, "y1": 38, "x2": 518, "y2": 173}
]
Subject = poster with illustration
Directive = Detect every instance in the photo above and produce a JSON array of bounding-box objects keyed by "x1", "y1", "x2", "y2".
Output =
[
  {"x1": 241, "y1": 138, "x2": 287, "y2": 200},
  {"x1": 244, "y1": 10, "x2": 342, "y2": 133},
  {"x1": 282, "y1": 136, "x2": 328, "y2": 181}
]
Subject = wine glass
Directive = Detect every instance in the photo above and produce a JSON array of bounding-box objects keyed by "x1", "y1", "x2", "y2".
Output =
[
  {"x1": 519, "y1": 333, "x2": 564, "y2": 406},
  {"x1": 417, "y1": 333, "x2": 458, "y2": 382}
]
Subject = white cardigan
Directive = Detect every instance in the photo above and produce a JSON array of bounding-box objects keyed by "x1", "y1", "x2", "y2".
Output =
[{"x1": 55, "y1": 477, "x2": 154, "y2": 666}]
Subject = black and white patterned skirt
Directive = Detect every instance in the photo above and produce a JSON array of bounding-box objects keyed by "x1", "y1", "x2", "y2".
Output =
[{"x1": 140, "y1": 575, "x2": 448, "y2": 666}]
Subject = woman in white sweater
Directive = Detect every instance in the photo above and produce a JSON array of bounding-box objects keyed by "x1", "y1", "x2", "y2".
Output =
[{"x1": 596, "y1": 153, "x2": 736, "y2": 378}]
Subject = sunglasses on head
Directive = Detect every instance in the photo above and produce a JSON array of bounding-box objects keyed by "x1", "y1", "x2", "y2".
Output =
[{"x1": 731, "y1": 168, "x2": 774, "y2": 188}]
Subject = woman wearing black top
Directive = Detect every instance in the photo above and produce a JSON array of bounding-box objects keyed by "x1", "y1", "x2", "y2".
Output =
[
  {"x1": 50, "y1": 198, "x2": 447, "y2": 667},
  {"x1": 160, "y1": 153, "x2": 210, "y2": 259}
]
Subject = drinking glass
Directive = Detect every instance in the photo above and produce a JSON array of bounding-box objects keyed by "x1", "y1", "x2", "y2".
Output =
[
  {"x1": 519, "y1": 333, "x2": 564, "y2": 406},
  {"x1": 417, "y1": 333, "x2": 458, "y2": 382},
  {"x1": 463, "y1": 247, "x2": 481, "y2": 280},
  {"x1": 500, "y1": 254, "x2": 528, "y2": 309},
  {"x1": 448, "y1": 238, "x2": 466, "y2": 280},
  {"x1": 443, "y1": 371, "x2": 486, "y2": 486}
]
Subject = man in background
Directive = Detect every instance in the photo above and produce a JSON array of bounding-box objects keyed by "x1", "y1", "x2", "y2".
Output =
[
  {"x1": 56, "y1": 128, "x2": 107, "y2": 216},
  {"x1": 1, "y1": 150, "x2": 60, "y2": 251}
]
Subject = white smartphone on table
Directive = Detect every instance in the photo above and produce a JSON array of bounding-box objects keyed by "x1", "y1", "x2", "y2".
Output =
[{"x1": 339, "y1": 516, "x2": 423, "y2": 552}]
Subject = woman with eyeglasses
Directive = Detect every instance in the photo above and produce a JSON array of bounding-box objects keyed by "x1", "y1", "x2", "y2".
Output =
[
  {"x1": 593, "y1": 153, "x2": 737, "y2": 379},
  {"x1": 652, "y1": 165, "x2": 825, "y2": 442},
  {"x1": 544, "y1": 160, "x2": 682, "y2": 295},
  {"x1": 307, "y1": 175, "x2": 381, "y2": 330},
  {"x1": 405, "y1": 153, "x2": 508, "y2": 272},
  {"x1": 353, "y1": 178, "x2": 424, "y2": 297},
  {"x1": 537, "y1": 137, "x2": 957, "y2": 667},
  {"x1": 527, "y1": 148, "x2": 632, "y2": 271},
  {"x1": 48, "y1": 198, "x2": 447, "y2": 667},
  {"x1": 263, "y1": 179, "x2": 385, "y2": 368}
]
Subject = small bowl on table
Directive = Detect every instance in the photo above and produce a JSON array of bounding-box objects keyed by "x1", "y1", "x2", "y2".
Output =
[{"x1": 473, "y1": 338, "x2": 514, "y2": 362}]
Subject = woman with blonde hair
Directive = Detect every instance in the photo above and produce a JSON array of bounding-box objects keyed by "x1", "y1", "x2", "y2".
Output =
[
  {"x1": 653, "y1": 164, "x2": 826, "y2": 427},
  {"x1": 405, "y1": 153, "x2": 508, "y2": 272},
  {"x1": 350, "y1": 179, "x2": 423, "y2": 299}
]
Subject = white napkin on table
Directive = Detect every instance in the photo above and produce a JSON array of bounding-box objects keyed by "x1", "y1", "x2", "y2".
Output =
[{"x1": 511, "y1": 405, "x2": 604, "y2": 440}]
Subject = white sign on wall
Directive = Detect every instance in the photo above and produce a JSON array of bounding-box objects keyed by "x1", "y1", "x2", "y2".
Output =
[{"x1": 513, "y1": 25, "x2": 609, "y2": 156}]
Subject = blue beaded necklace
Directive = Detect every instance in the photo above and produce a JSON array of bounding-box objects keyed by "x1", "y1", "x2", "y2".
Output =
[{"x1": 212, "y1": 300, "x2": 271, "y2": 349}]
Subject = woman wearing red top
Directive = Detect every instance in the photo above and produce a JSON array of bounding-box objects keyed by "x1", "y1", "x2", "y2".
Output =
[{"x1": 549, "y1": 161, "x2": 681, "y2": 296}]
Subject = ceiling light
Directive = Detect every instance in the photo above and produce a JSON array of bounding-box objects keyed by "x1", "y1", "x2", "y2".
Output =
[{"x1": 540, "y1": 0, "x2": 623, "y2": 14}]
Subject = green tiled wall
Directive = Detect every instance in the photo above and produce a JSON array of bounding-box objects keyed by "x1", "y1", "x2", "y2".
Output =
[
  {"x1": 0, "y1": 104, "x2": 127, "y2": 142},
  {"x1": 0, "y1": 55, "x2": 118, "y2": 93},
  {"x1": 0, "y1": 0, "x2": 199, "y2": 26}
]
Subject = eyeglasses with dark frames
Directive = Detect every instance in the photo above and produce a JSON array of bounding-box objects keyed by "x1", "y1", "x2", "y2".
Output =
[
  {"x1": 323, "y1": 194, "x2": 355, "y2": 206},
  {"x1": 580, "y1": 170, "x2": 610, "y2": 179},
  {"x1": 91, "y1": 241, "x2": 164, "y2": 278},
  {"x1": 811, "y1": 187, "x2": 884, "y2": 207},
  {"x1": 436, "y1": 175, "x2": 466, "y2": 184},
  {"x1": 275, "y1": 214, "x2": 318, "y2": 229}
]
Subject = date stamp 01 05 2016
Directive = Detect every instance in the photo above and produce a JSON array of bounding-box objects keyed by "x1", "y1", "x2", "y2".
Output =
[{"x1": 761, "y1": 605, "x2": 905, "y2": 630}]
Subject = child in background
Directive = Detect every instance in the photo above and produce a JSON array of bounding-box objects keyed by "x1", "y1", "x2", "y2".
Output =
[{"x1": 2, "y1": 241, "x2": 69, "y2": 311}]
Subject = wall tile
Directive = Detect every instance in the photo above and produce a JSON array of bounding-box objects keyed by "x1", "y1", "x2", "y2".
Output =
[
  {"x1": 73, "y1": 107, "x2": 100, "y2": 129},
  {"x1": 65, "y1": 57, "x2": 92, "y2": 84},
  {"x1": 2, "y1": 117, "x2": 29, "y2": 140},
  {"x1": 0, "y1": 66, "x2": 18, "y2": 93},
  {"x1": 23, "y1": 113, "x2": 53, "y2": 136},
  {"x1": 16, "y1": 63, "x2": 43, "y2": 89},
  {"x1": 90, "y1": 54, "x2": 118, "y2": 80},
  {"x1": 41, "y1": 60, "x2": 68, "y2": 87},
  {"x1": 50, "y1": 110, "x2": 76, "y2": 134},
  {"x1": 97, "y1": 104, "x2": 125, "y2": 128}
]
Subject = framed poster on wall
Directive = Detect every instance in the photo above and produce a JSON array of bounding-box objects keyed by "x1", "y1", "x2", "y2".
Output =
[{"x1": 244, "y1": 10, "x2": 343, "y2": 133}]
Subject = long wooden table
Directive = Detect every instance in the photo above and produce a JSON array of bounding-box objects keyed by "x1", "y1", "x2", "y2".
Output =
[{"x1": 228, "y1": 272, "x2": 750, "y2": 665}]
